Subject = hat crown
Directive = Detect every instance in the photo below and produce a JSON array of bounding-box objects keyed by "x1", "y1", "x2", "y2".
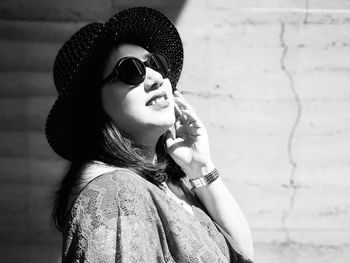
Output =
[{"x1": 53, "y1": 22, "x2": 106, "y2": 96}]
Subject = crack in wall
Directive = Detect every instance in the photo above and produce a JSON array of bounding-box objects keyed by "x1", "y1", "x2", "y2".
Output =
[
  {"x1": 303, "y1": 0, "x2": 310, "y2": 24},
  {"x1": 279, "y1": 22, "x2": 303, "y2": 243}
]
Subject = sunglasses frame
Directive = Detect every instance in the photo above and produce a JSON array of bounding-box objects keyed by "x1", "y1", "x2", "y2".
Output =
[{"x1": 101, "y1": 52, "x2": 171, "y2": 86}]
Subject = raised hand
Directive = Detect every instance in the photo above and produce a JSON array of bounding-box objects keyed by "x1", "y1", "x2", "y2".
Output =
[
  {"x1": 165, "y1": 91, "x2": 215, "y2": 178},
  {"x1": 165, "y1": 92, "x2": 254, "y2": 261}
]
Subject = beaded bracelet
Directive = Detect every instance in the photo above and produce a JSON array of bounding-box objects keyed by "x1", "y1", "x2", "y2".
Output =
[{"x1": 189, "y1": 168, "x2": 219, "y2": 189}]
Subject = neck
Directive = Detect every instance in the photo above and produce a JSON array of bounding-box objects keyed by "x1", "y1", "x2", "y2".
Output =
[
  {"x1": 139, "y1": 142, "x2": 158, "y2": 164},
  {"x1": 130, "y1": 127, "x2": 167, "y2": 164}
]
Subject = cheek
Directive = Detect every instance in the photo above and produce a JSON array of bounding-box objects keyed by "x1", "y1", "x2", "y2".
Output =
[
  {"x1": 101, "y1": 85, "x2": 145, "y2": 126},
  {"x1": 101, "y1": 85, "x2": 126, "y2": 121}
]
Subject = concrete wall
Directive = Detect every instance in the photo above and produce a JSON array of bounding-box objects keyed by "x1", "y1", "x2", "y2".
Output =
[{"x1": 0, "y1": 0, "x2": 349, "y2": 262}]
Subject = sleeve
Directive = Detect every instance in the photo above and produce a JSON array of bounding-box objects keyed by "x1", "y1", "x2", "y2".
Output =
[
  {"x1": 115, "y1": 213, "x2": 168, "y2": 262},
  {"x1": 63, "y1": 173, "x2": 170, "y2": 263},
  {"x1": 113, "y1": 175, "x2": 170, "y2": 263}
]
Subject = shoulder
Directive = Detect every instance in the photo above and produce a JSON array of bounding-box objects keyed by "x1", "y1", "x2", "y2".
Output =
[
  {"x1": 74, "y1": 168, "x2": 161, "y2": 218},
  {"x1": 63, "y1": 169, "x2": 168, "y2": 261},
  {"x1": 82, "y1": 167, "x2": 156, "y2": 196}
]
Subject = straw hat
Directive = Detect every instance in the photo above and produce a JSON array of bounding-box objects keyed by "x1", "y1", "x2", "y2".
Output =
[{"x1": 45, "y1": 7, "x2": 184, "y2": 160}]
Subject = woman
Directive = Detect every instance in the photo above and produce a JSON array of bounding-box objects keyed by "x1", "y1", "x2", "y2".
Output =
[{"x1": 46, "y1": 7, "x2": 254, "y2": 263}]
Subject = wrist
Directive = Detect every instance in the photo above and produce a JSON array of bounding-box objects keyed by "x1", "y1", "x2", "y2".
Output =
[
  {"x1": 189, "y1": 167, "x2": 220, "y2": 189},
  {"x1": 186, "y1": 161, "x2": 216, "y2": 180}
]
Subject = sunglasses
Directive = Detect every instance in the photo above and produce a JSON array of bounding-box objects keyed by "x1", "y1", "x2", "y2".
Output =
[{"x1": 102, "y1": 52, "x2": 171, "y2": 85}]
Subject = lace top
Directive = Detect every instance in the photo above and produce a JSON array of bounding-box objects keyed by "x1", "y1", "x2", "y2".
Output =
[{"x1": 62, "y1": 168, "x2": 247, "y2": 262}]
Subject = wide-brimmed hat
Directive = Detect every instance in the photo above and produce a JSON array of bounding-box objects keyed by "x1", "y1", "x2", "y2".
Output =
[{"x1": 45, "y1": 7, "x2": 184, "y2": 160}]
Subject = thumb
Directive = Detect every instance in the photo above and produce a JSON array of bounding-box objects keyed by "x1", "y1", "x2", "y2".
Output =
[
  {"x1": 164, "y1": 128, "x2": 186, "y2": 154},
  {"x1": 164, "y1": 129, "x2": 175, "y2": 148}
]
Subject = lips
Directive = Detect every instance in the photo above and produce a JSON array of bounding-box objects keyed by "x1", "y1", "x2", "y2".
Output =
[{"x1": 146, "y1": 91, "x2": 168, "y2": 106}]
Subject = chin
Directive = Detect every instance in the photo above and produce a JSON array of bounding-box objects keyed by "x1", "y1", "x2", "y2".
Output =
[
  {"x1": 154, "y1": 118, "x2": 175, "y2": 131},
  {"x1": 150, "y1": 114, "x2": 175, "y2": 133},
  {"x1": 151, "y1": 106, "x2": 175, "y2": 125}
]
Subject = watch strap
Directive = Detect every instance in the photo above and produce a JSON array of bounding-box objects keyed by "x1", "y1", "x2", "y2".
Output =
[{"x1": 189, "y1": 168, "x2": 219, "y2": 189}]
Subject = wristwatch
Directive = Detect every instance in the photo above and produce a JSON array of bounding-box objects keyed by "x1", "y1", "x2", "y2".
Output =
[{"x1": 189, "y1": 168, "x2": 219, "y2": 189}]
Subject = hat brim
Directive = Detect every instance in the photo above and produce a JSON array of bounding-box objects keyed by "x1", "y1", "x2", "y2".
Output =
[{"x1": 45, "y1": 96, "x2": 76, "y2": 160}]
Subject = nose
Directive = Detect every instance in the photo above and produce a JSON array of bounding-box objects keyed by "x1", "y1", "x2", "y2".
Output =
[{"x1": 143, "y1": 67, "x2": 163, "y2": 91}]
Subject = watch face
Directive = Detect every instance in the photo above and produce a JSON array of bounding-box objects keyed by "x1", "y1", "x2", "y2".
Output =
[
  {"x1": 190, "y1": 169, "x2": 219, "y2": 189},
  {"x1": 190, "y1": 177, "x2": 207, "y2": 188}
]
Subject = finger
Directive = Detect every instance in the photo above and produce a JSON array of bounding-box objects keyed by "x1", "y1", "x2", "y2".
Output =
[
  {"x1": 177, "y1": 124, "x2": 202, "y2": 137},
  {"x1": 175, "y1": 98, "x2": 194, "y2": 114},
  {"x1": 174, "y1": 90, "x2": 187, "y2": 102},
  {"x1": 175, "y1": 119, "x2": 205, "y2": 138},
  {"x1": 175, "y1": 115, "x2": 183, "y2": 130},
  {"x1": 174, "y1": 104, "x2": 186, "y2": 124},
  {"x1": 174, "y1": 103, "x2": 182, "y2": 118},
  {"x1": 164, "y1": 129, "x2": 174, "y2": 142},
  {"x1": 165, "y1": 129, "x2": 185, "y2": 149},
  {"x1": 180, "y1": 108, "x2": 202, "y2": 127},
  {"x1": 175, "y1": 100, "x2": 202, "y2": 127},
  {"x1": 173, "y1": 90, "x2": 182, "y2": 98},
  {"x1": 165, "y1": 129, "x2": 178, "y2": 147},
  {"x1": 173, "y1": 91, "x2": 193, "y2": 108}
]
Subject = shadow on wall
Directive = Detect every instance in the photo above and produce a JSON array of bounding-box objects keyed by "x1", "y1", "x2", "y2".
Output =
[
  {"x1": 0, "y1": 0, "x2": 188, "y2": 22},
  {"x1": 0, "y1": 1, "x2": 187, "y2": 263}
]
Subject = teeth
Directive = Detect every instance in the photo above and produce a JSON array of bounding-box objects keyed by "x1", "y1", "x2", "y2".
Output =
[
  {"x1": 155, "y1": 96, "x2": 165, "y2": 103},
  {"x1": 149, "y1": 96, "x2": 166, "y2": 105}
]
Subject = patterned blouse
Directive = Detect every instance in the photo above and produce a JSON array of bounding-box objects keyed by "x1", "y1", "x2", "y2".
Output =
[{"x1": 62, "y1": 168, "x2": 249, "y2": 262}]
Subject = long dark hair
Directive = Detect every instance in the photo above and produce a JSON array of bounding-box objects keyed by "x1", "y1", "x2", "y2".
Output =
[{"x1": 52, "y1": 43, "x2": 185, "y2": 232}]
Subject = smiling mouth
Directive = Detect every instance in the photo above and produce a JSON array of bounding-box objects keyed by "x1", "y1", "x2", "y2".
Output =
[{"x1": 146, "y1": 94, "x2": 168, "y2": 106}]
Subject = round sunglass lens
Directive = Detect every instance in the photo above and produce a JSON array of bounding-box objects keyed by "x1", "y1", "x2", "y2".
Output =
[
  {"x1": 118, "y1": 58, "x2": 146, "y2": 85},
  {"x1": 149, "y1": 53, "x2": 171, "y2": 77}
]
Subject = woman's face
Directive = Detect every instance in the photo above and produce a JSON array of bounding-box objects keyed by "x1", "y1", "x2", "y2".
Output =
[{"x1": 101, "y1": 43, "x2": 176, "y2": 144}]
